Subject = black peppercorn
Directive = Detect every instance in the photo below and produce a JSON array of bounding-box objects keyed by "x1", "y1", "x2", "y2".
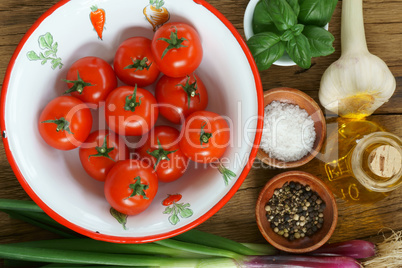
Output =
[
  {"x1": 265, "y1": 181, "x2": 325, "y2": 242},
  {"x1": 289, "y1": 234, "x2": 295, "y2": 241}
]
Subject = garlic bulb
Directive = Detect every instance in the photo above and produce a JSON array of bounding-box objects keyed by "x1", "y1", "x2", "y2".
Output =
[{"x1": 319, "y1": 0, "x2": 396, "y2": 119}]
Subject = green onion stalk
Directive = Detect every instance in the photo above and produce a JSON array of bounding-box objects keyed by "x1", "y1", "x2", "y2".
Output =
[{"x1": 0, "y1": 199, "x2": 363, "y2": 268}]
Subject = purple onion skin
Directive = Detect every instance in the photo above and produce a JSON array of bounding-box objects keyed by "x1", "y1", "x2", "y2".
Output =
[
  {"x1": 242, "y1": 255, "x2": 361, "y2": 268},
  {"x1": 309, "y1": 240, "x2": 376, "y2": 259}
]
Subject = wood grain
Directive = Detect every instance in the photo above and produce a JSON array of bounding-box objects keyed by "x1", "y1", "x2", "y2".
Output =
[{"x1": 0, "y1": 0, "x2": 401, "y2": 261}]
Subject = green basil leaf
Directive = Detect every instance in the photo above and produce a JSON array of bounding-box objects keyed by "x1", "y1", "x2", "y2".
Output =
[
  {"x1": 247, "y1": 32, "x2": 285, "y2": 71},
  {"x1": 298, "y1": 0, "x2": 338, "y2": 27},
  {"x1": 303, "y1": 25, "x2": 335, "y2": 57},
  {"x1": 286, "y1": 0, "x2": 300, "y2": 16},
  {"x1": 263, "y1": 0, "x2": 297, "y2": 31},
  {"x1": 280, "y1": 30, "x2": 294, "y2": 42},
  {"x1": 252, "y1": 0, "x2": 281, "y2": 35},
  {"x1": 282, "y1": 24, "x2": 304, "y2": 42},
  {"x1": 286, "y1": 33, "x2": 312, "y2": 69},
  {"x1": 291, "y1": 24, "x2": 304, "y2": 36}
]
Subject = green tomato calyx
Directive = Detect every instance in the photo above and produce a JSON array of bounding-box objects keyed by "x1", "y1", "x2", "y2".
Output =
[
  {"x1": 125, "y1": 176, "x2": 149, "y2": 200},
  {"x1": 147, "y1": 138, "x2": 177, "y2": 170},
  {"x1": 178, "y1": 75, "x2": 200, "y2": 109},
  {"x1": 124, "y1": 84, "x2": 142, "y2": 112},
  {"x1": 200, "y1": 121, "x2": 212, "y2": 145},
  {"x1": 124, "y1": 57, "x2": 152, "y2": 72},
  {"x1": 158, "y1": 26, "x2": 188, "y2": 59},
  {"x1": 63, "y1": 71, "x2": 94, "y2": 94},
  {"x1": 41, "y1": 117, "x2": 73, "y2": 134},
  {"x1": 88, "y1": 134, "x2": 115, "y2": 161}
]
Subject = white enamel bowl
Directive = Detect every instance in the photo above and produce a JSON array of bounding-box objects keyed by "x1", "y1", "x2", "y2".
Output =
[{"x1": 0, "y1": 0, "x2": 263, "y2": 243}]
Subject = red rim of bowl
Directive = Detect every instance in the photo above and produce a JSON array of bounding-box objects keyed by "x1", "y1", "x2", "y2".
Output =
[{"x1": 0, "y1": 0, "x2": 264, "y2": 243}]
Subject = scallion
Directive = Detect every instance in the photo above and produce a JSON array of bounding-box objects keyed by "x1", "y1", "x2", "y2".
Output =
[
  {"x1": 173, "y1": 229, "x2": 277, "y2": 256},
  {"x1": 0, "y1": 244, "x2": 236, "y2": 267}
]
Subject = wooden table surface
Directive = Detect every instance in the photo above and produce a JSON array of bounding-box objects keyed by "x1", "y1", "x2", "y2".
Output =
[{"x1": 0, "y1": 0, "x2": 401, "y2": 254}]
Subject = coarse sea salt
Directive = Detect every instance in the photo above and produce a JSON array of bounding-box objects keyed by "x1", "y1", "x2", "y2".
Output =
[{"x1": 260, "y1": 101, "x2": 316, "y2": 162}]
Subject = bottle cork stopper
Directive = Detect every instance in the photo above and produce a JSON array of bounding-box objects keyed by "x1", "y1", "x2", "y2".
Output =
[{"x1": 369, "y1": 145, "x2": 402, "y2": 178}]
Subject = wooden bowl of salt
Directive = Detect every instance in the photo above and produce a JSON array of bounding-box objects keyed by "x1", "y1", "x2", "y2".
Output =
[{"x1": 257, "y1": 87, "x2": 326, "y2": 168}]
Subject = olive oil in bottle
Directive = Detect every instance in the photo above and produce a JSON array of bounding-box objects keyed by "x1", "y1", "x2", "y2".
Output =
[{"x1": 321, "y1": 118, "x2": 402, "y2": 204}]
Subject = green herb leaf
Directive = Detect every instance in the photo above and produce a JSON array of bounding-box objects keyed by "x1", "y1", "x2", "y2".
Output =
[
  {"x1": 252, "y1": 0, "x2": 280, "y2": 35},
  {"x1": 303, "y1": 25, "x2": 335, "y2": 57},
  {"x1": 286, "y1": 33, "x2": 312, "y2": 69},
  {"x1": 26, "y1": 51, "x2": 40, "y2": 61},
  {"x1": 263, "y1": 0, "x2": 297, "y2": 31},
  {"x1": 38, "y1": 32, "x2": 53, "y2": 50},
  {"x1": 286, "y1": 0, "x2": 300, "y2": 16},
  {"x1": 298, "y1": 0, "x2": 338, "y2": 27},
  {"x1": 291, "y1": 24, "x2": 304, "y2": 36},
  {"x1": 247, "y1": 32, "x2": 285, "y2": 71},
  {"x1": 163, "y1": 206, "x2": 173, "y2": 215},
  {"x1": 169, "y1": 213, "x2": 180, "y2": 225},
  {"x1": 52, "y1": 42, "x2": 58, "y2": 52},
  {"x1": 179, "y1": 207, "x2": 193, "y2": 219},
  {"x1": 280, "y1": 30, "x2": 294, "y2": 42}
]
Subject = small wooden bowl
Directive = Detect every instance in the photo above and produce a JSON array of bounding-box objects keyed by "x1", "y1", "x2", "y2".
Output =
[
  {"x1": 256, "y1": 171, "x2": 338, "y2": 253},
  {"x1": 257, "y1": 87, "x2": 326, "y2": 168}
]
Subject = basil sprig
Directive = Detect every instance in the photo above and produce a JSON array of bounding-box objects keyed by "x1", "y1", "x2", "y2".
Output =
[
  {"x1": 247, "y1": 0, "x2": 337, "y2": 70},
  {"x1": 247, "y1": 32, "x2": 285, "y2": 70}
]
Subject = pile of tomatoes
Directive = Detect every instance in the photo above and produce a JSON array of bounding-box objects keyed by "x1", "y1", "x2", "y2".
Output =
[{"x1": 38, "y1": 22, "x2": 233, "y2": 217}]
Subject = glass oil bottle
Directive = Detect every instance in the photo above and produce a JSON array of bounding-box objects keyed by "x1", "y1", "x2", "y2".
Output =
[{"x1": 320, "y1": 118, "x2": 402, "y2": 204}]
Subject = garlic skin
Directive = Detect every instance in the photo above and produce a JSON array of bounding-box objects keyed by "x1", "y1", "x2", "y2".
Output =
[
  {"x1": 319, "y1": 53, "x2": 396, "y2": 118},
  {"x1": 319, "y1": 0, "x2": 396, "y2": 119}
]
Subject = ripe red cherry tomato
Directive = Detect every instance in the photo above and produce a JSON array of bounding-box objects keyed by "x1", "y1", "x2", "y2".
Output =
[
  {"x1": 137, "y1": 126, "x2": 189, "y2": 183},
  {"x1": 179, "y1": 111, "x2": 230, "y2": 163},
  {"x1": 151, "y1": 22, "x2": 203, "y2": 78},
  {"x1": 104, "y1": 159, "x2": 158, "y2": 215},
  {"x1": 105, "y1": 85, "x2": 159, "y2": 136},
  {"x1": 79, "y1": 129, "x2": 129, "y2": 181},
  {"x1": 114, "y1": 37, "x2": 160, "y2": 87},
  {"x1": 64, "y1": 56, "x2": 117, "y2": 106},
  {"x1": 38, "y1": 96, "x2": 93, "y2": 151},
  {"x1": 155, "y1": 74, "x2": 208, "y2": 124}
]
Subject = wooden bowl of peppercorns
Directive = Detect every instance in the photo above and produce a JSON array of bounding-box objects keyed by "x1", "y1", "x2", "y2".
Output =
[{"x1": 256, "y1": 171, "x2": 337, "y2": 253}]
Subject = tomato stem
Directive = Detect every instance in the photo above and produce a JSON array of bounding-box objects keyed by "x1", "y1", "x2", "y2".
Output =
[
  {"x1": 147, "y1": 138, "x2": 177, "y2": 170},
  {"x1": 109, "y1": 207, "x2": 127, "y2": 230},
  {"x1": 88, "y1": 135, "x2": 115, "y2": 161},
  {"x1": 216, "y1": 162, "x2": 236, "y2": 186},
  {"x1": 178, "y1": 75, "x2": 200, "y2": 109},
  {"x1": 63, "y1": 71, "x2": 94, "y2": 94},
  {"x1": 41, "y1": 117, "x2": 73, "y2": 134},
  {"x1": 124, "y1": 84, "x2": 142, "y2": 112},
  {"x1": 124, "y1": 57, "x2": 152, "y2": 72},
  {"x1": 158, "y1": 26, "x2": 188, "y2": 59},
  {"x1": 199, "y1": 121, "x2": 212, "y2": 145},
  {"x1": 125, "y1": 176, "x2": 149, "y2": 200}
]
